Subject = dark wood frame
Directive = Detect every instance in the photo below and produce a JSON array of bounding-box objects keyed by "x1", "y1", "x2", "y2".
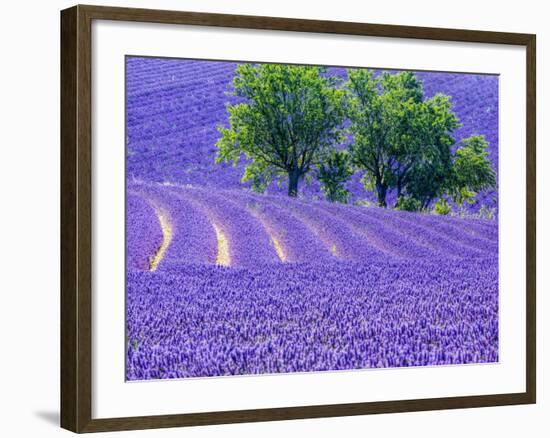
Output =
[{"x1": 61, "y1": 4, "x2": 536, "y2": 433}]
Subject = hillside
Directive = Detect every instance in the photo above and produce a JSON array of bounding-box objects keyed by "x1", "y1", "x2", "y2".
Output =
[
  {"x1": 126, "y1": 57, "x2": 499, "y2": 213},
  {"x1": 125, "y1": 183, "x2": 498, "y2": 379}
]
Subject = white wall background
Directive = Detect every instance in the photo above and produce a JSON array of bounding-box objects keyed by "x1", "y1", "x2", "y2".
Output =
[{"x1": 0, "y1": 0, "x2": 546, "y2": 436}]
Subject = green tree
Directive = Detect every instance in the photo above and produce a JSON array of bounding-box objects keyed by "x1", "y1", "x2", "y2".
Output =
[
  {"x1": 395, "y1": 197, "x2": 422, "y2": 212},
  {"x1": 392, "y1": 94, "x2": 458, "y2": 209},
  {"x1": 216, "y1": 64, "x2": 346, "y2": 197},
  {"x1": 447, "y1": 135, "x2": 496, "y2": 205},
  {"x1": 347, "y1": 70, "x2": 422, "y2": 207},
  {"x1": 430, "y1": 136, "x2": 496, "y2": 215},
  {"x1": 317, "y1": 149, "x2": 353, "y2": 203},
  {"x1": 347, "y1": 69, "x2": 460, "y2": 208}
]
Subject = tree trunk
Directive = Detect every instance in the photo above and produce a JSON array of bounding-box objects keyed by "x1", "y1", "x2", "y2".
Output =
[
  {"x1": 422, "y1": 197, "x2": 432, "y2": 211},
  {"x1": 376, "y1": 181, "x2": 387, "y2": 207},
  {"x1": 394, "y1": 178, "x2": 402, "y2": 208},
  {"x1": 396, "y1": 177, "x2": 402, "y2": 200},
  {"x1": 288, "y1": 169, "x2": 300, "y2": 197}
]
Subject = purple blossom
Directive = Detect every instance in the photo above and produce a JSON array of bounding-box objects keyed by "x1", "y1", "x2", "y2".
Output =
[
  {"x1": 126, "y1": 192, "x2": 163, "y2": 271},
  {"x1": 126, "y1": 258, "x2": 498, "y2": 380},
  {"x1": 126, "y1": 183, "x2": 498, "y2": 380},
  {"x1": 125, "y1": 57, "x2": 499, "y2": 212},
  {"x1": 125, "y1": 57, "x2": 499, "y2": 380}
]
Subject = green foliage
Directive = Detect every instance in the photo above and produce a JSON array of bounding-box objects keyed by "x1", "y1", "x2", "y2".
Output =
[
  {"x1": 216, "y1": 65, "x2": 496, "y2": 210},
  {"x1": 397, "y1": 94, "x2": 459, "y2": 210},
  {"x1": 317, "y1": 149, "x2": 353, "y2": 203},
  {"x1": 395, "y1": 197, "x2": 422, "y2": 212},
  {"x1": 353, "y1": 199, "x2": 375, "y2": 207},
  {"x1": 433, "y1": 198, "x2": 452, "y2": 215},
  {"x1": 448, "y1": 135, "x2": 496, "y2": 205},
  {"x1": 359, "y1": 173, "x2": 376, "y2": 192},
  {"x1": 478, "y1": 205, "x2": 496, "y2": 220},
  {"x1": 346, "y1": 69, "x2": 459, "y2": 208},
  {"x1": 216, "y1": 63, "x2": 346, "y2": 197}
]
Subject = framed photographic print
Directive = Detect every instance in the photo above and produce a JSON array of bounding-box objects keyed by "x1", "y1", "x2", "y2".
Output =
[{"x1": 60, "y1": 4, "x2": 536, "y2": 433}]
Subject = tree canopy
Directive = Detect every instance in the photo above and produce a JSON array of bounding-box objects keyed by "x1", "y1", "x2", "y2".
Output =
[
  {"x1": 215, "y1": 65, "x2": 496, "y2": 214},
  {"x1": 317, "y1": 149, "x2": 353, "y2": 203},
  {"x1": 216, "y1": 63, "x2": 346, "y2": 197},
  {"x1": 445, "y1": 135, "x2": 496, "y2": 206},
  {"x1": 347, "y1": 69, "x2": 459, "y2": 208}
]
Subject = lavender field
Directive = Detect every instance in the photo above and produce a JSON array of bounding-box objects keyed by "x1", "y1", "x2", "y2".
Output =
[
  {"x1": 125, "y1": 57, "x2": 499, "y2": 381},
  {"x1": 126, "y1": 57, "x2": 499, "y2": 211}
]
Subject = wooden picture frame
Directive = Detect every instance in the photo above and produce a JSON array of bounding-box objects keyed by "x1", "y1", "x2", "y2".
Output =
[{"x1": 61, "y1": 4, "x2": 536, "y2": 433}]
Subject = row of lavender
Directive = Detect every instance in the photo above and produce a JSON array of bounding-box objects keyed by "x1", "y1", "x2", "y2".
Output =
[
  {"x1": 127, "y1": 183, "x2": 498, "y2": 270},
  {"x1": 126, "y1": 260, "x2": 497, "y2": 379},
  {"x1": 126, "y1": 183, "x2": 498, "y2": 379},
  {"x1": 126, "y1": 57, "x2": 498, "y2": 211}
]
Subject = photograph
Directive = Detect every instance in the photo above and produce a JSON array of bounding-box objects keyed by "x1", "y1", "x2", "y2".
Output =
[{"x1": 125, "y1": 56, "x2": 499, "y2": 381}]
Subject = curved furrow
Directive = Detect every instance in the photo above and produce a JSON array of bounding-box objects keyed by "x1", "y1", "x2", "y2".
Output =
[
  {"x1": 266, "y1": 196, "x2": 388, "y2": 262},
  {"x1": 442, "y1": 215, "x2": 498, "y2": 242},
  {"x1": 225, "y1": 191, "x2": 336, "y2": 264},
  {"x1": 433, "y1": 217, "x2": 498, "y2": 250},
  {"x1": 373, "y1": 209, "x2": 497, "y2": 256},
  {"x1": 170, "y1": 186, "x2": 281, "y2": 267},
  {"x1": 133, "y1": 185, "x2": 218, "y2": 268},
  {"x1": 148, "y1": 205, "x2": 172, "y2": 272},
  {"x1": 126, "y1": 192, "x2": 164, "y2": 271},
  {"x1": 317, "y1": 202, "x2": 439, "y2": 259},
  {"x1": 391, "y1": 209, "x2": 498, "y2": 251},
  {"x1": 356, "y1": 206, "x2": 491, "y2": 259}
]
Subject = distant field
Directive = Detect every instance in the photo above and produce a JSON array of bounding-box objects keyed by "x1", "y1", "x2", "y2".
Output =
[{"x1": 126, "y1": 57, "x2": 498, "y2": 213}]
